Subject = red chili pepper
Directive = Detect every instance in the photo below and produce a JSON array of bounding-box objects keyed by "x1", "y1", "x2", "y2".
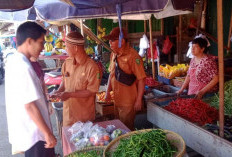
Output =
[{"x1": 164, "y1": 98, "x2": 219, "y2": 126}]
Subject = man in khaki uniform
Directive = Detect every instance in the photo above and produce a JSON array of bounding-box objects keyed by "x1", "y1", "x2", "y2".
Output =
[
  {"x1": 52, "y1": 32, "x2": 101, "y2": 126},
  {"x1": 104, "y1": 27, "x2": 146, "y2": 130}
]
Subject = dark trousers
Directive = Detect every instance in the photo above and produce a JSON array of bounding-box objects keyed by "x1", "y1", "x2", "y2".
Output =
[{"x1": 25, "y1": 141, "x2": 55, "y2": 157}]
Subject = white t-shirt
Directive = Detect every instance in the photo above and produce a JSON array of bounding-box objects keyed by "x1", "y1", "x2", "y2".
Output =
[{"x1": 5, "y1": 52, "x2": 52, "y2": 153}]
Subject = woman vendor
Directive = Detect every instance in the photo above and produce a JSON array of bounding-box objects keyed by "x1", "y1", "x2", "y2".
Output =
[{"x1": 177, "y1": 37, "x2": 219, "y2": 99}]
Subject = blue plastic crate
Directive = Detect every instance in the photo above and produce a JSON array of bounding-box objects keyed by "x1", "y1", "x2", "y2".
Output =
[{"x1": 157, "y1": 75, "x2": 172, "y2": 85}]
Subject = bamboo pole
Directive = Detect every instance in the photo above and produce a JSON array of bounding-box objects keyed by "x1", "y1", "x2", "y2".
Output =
[
  {"x1": 217, "y1": 0, "x2": 224, "y2": 138},
  {"x1": 161, "y1": 19, "x2": 164, "y2": 36},
  {"x1": 149, "y1": 17, "x2": 155, "y2": 79},
  {"x1": 178, "y1": 15, "x2": 182, "y2": 63},
  {"x1": 144, "y1": 20, "x2": 147, "y2": 34},
  {"x1": 201, "y1": 0, "x2": 207, "y2": 29},
  {"x1": 227, "y1": 10, "x2": 232, "y2": 54},
  {"x1": 80, "y1": 19, "x2": 84, "y2": 36}
]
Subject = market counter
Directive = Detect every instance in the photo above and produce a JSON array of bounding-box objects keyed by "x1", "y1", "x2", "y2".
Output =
[
  {"x1": 62, "y1": 119, "x2": 130, "y2": 156},
  {"x1": 147, "y1": 102, "x2": 232, "y2": 157}
]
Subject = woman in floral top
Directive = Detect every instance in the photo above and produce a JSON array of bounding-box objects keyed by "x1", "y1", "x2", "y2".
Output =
[{"x1": 177, "y1": 37, "x2": 219, "y2": 99}]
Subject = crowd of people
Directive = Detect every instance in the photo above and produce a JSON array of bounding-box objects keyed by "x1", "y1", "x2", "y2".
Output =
[{"x1": 4, "y1": 21, "x2": 219, "y2": 157}]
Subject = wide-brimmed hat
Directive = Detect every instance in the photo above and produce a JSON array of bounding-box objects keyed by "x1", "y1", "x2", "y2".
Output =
[{"x1": 103, "y1": 27, "x2": 127, "y2": 41}]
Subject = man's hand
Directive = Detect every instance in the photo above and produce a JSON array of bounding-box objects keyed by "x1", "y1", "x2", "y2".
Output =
[
  {"x1": 134, "y1": 99, "x2": 142, "y2": 111},
  {"x1": 44, "y1": 133, "x2": 57, "y2": 148},
  {"x1": 57, "y1": 92, "x2": 71, "y2": 101}
]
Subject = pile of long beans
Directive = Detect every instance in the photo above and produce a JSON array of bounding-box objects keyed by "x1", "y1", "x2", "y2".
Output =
[
  {"x1": 108, "y1": 129, "x2": 177, "y2": 157},
  {"x1": 204, "y1": 80, "x2": 232, "y2": 116}
]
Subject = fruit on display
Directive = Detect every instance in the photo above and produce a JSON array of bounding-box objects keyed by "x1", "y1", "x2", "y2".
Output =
[
  {"x1": 44, "y1": 35, "x2": 53, "y2": 42},
  {"x1": 44, "y1": 42, "x2": 53, "y2": 52},
  {"x1": 55, "y1": 38, "x2": 64, "y2": 49},
  {"x1": 96, "y1": 91, "x2": 114, "y2": 102},
  {"x1": 44, "y1": 35, "x2": 54, "y2": 52},
  {"x1": 159, "y1": 64, "x2": 189, "y2": 79},
  {"x1": 85, "y1": 46, "x2": 94, "y2": 55}
]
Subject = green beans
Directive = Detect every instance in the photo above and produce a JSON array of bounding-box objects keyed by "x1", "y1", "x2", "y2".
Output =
[
  {"x1": 108, "y1": 129, "x2": 177, "y2": 157},
  {"x1": 204, "y1": 80, "x2": 232, "y2": 116}
]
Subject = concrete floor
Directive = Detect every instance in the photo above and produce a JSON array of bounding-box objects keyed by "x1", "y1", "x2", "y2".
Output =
[{"x1": 0, "y1": 82, "x2": 63, "y2": 157}]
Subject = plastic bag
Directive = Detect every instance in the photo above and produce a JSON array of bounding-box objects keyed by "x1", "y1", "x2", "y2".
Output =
[
  {"x1": 162, "y1": 36, "x2": 173, "y2": 55},
  {"x1": 139, "y1": 34, "x2": 149, "y2": 57},
  {"x1": 147, "y1": 41, "x2": 158, "y2": 59}
]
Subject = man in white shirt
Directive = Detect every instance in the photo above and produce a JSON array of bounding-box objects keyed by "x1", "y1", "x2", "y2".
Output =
[{"x1": 5, "y1": 22, "x2": 56, "y2": 157}]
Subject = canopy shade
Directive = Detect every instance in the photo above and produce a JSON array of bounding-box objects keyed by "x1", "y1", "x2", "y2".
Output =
[
  {"x1": 0, "y1": 0, "x2": 196, "y2": 21},
  {"x1": 0, "y1": 0, "x2": 35, "y2": 11}
]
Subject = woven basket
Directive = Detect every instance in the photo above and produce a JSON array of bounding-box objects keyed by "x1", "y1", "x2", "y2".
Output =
[
  {"x1": 66, "y1": 146, "x2": 106, "y2": 157},
  {"x1": 103, "y1": 129, "x2": 186, "y2": 157}
]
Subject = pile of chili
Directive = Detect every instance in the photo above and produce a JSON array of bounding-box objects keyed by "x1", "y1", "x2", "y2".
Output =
[{"x1": 164, "y1": 98, "x2": 218, "y2": 126}]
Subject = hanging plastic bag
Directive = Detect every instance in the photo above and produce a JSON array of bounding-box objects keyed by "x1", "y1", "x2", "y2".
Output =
[
  {"x1": 162, "y1": 36, "x2": 173, "y2": 55},
  {"x1": 147, "y1": 41, "x2": 158, "y2": 59},
  {"x1": 139, "y1": 34, "x2": 149, "y2": 57}
]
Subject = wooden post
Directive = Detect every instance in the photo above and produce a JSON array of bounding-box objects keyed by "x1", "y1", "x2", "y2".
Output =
[
  {"x1": 149, "y1": 17, "x2": 155, "y2": 79},
  {"x1": 217, "y1": 0, "x2": 224, "y2": 138},
  {"x1": 144, "y1": 20, "x2": 147, "y2": 34},
  {"x1": 178, "y1": 15, "x2": 182, "y2": 63},
  {"x1": 161, "y1": 19, "x2": 164, "y2": 36},
  {"x1": 176, "y1": 26, "x2": 179, "y2": 63},
  {"x1": 201, "y1": 0, "x2": 207, "y2": 29},
  {"x1": 80, "y1": 19, "x2": 84, "y2": 36},
  {"x1": 227, "y1": 10, "x2": 232, "y2": 54},
  {"x1": 97, "y1": 19, "x2": 102, "y2": 56}
]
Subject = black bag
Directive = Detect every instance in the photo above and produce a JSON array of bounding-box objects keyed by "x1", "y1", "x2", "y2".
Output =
[{"x1": 114, "y1": 56, "x2": 136, "y2": 86}]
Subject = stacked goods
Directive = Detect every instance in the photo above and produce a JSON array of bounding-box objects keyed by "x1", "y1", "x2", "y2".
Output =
[
  {"x1": 204, "y1": 80, "x2": 232, "y2": 116},
  {"x1": 105, "y1": 129, "x2": 178, "y2": 157},
  {"x1": 164, "y1": 98, "x2": 218, "y2": 126},
  {"x1": 96, "y1": 91, "x2": 114, "y2": 103},
  {"x1": 159, "y1": 64, "x2": 189, "y2": 79}
]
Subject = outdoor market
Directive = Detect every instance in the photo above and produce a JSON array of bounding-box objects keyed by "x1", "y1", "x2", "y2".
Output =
[{"x1": 0, "y1": 0, "x2": 232, "y2": 157}]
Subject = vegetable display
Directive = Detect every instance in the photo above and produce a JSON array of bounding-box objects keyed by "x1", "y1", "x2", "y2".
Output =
[
  {"x1": 164, "y1": 98, "x2": 218, "y2": 126},
  {"x1": 204, "y1": 80, "x2": 232, "y2": 116},
  {"x1": 67, "y1": 149, "x2": 103, "y2": 157},
  {"x1": 107, "y1": 129, "x2": 177, "y2": 157}
]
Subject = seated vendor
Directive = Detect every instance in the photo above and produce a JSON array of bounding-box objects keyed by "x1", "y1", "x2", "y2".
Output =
[{"x1": 177, "y1": 37, "x2": 219, "y2": 99}]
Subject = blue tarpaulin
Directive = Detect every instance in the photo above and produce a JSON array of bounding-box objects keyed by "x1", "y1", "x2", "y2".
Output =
[{"x1": 0, "y1": 0, "x2": 195, "y2": 21}]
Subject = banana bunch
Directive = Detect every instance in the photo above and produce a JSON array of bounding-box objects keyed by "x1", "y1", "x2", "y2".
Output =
[
  {"x1": 159, "y1": 64, "x2": 189, "y2": 79},
  {"x1": 55, "y1": 38, "x2": 64, "y2": 49},
  {"x1": 97, "y1": 26, "x2": 106, "y2": 42},
  {"x1": 44, "y1": 35, "x2": 53, "y2": 43},
  {"x1": 85, "y1": 46, "x2": 94, "y2": 55},
  {"x1": 44, "y1": 42, "x2": 53, "y2": 52}
]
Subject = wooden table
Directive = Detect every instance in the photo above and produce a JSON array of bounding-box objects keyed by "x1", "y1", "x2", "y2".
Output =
[{"x1": 62, "y1": 119, "x2": 130, "y2": 156}]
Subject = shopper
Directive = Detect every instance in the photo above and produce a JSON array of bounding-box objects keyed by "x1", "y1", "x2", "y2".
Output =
[{"x1": 5, "y1": 22, "x2": 56, "y2": 157}]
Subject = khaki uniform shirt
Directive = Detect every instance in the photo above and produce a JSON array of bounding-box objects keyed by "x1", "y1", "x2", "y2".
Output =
[
  {"x1": 62, "y1": 57, "x2": 101, "y2": 126},
  {"x1": 109, "y1": 44, "x2": 146, "y2": 106}
]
